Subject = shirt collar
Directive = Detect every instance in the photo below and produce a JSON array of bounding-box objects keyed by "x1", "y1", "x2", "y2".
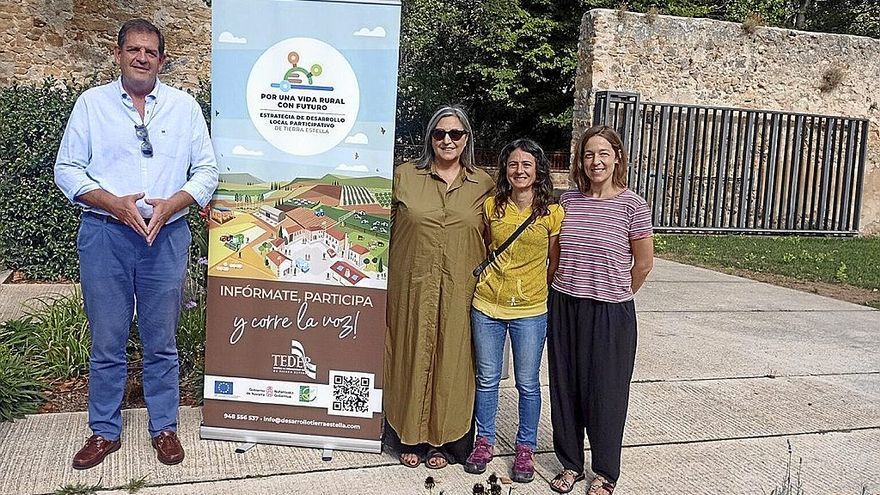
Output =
[
  {"x1": 504, "y1": 198, "x2": 532, "y2": 214},
  {"x1": 462, "y1": 167, "x2": 480, "y2": 183},
  {"x1": 417, "y1": 162, "x2": 480, "y2": 183},
  {"x1": 116, "y1": 77, "x2": 162, "y2": 103}
]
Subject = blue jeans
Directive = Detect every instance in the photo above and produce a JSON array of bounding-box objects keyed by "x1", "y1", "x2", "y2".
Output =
[
  {"x1": 78, "y1": 214, "x2": 190, "y2": 440},
  {"x1": 471, "y1": 308, "x2": 547, "y2": 449}
]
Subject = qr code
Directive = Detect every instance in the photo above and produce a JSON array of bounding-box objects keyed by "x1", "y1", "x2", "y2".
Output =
[{"x1": 329, "y1": 371, "x2": 373, "y2": 418}]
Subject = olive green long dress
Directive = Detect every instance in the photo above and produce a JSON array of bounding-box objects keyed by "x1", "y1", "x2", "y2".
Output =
[{"x1": 385, "y1": 161, "x2": 493, "y2": 447}]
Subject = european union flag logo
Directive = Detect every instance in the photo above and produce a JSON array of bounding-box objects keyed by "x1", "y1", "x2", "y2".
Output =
[{"x1": 214, "y1": 381, "x2": 234, "y2": 395}]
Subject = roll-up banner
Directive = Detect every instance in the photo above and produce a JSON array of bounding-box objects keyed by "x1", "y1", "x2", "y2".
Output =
[{"x1": 202, "y1": 0, "x2": 401, "y2": 453}]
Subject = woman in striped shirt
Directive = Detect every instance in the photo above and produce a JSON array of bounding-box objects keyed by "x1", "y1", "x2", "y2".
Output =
[{"x1": 547, "y1": 126, "x2": 654, "y2": 495}]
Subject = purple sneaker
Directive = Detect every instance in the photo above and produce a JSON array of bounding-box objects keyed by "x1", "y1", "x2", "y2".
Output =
[
  {"x1": 464, "y1": 436, "x2": 494, "y2": 474},
  {"x1": 511, "y1": 444, "x2": 535, "y2": 483}
]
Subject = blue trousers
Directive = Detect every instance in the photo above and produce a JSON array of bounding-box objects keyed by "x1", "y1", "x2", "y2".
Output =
[
  {"x1": 471, "y1": 308, "x2": 547, "y2": 450},
  {"x1": 78, "y1": 214, "x2": 190, "y2": 440}
]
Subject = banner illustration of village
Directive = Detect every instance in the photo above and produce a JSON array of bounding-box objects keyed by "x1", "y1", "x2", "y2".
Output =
[
  {"x1": 203, "y1": 0, "x2": 400, "y2": 452},
  {"x1": 209, "y1": 172, "x2": 390, "y2": 289},
  {"x1": 208, "y1": 2, "x2": 397, "y2": 290}
]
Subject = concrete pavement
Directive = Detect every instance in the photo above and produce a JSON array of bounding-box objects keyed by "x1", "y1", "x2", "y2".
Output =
[
  {"x1": 0, "y1": 259, "x2": 877, "y2": 494},
  {"x1": 0, "y1": 270, "x2": 74, "y2": 322}
]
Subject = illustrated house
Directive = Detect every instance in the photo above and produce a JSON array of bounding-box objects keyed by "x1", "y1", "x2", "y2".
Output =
[
  {"x1": 266, "y1": 251, "x2": 292, "y2": 277},
  {"x1": 324, "y1": 227, "x2": 347, "y2": 257},
  {"x1": 329, "y1": 260, "x2": 368, "y2": 286},
  {"x1": 258, "y1": 205, "x2": 285, "y2": 224},
  {"x1": 349, "y1": 244, "x2": 370, "y2": 266},
  {"x1": 280, "y1": 219, "x2": 307, "y2": 244},
  {"x1": 270, "y1": 237, "x2": 286, "y2": 252},
  {"x1": 284, "y1": 208, "x2": 329, "y2": 241},
  {"x1": 308, "y1": 225, "x2": 323, "y2": 242},
  {"x1": 210, "y1": 206, "x2": 235, "y2": 224}
]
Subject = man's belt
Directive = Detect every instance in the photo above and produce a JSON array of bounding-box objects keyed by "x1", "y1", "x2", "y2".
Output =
[{"x1": 83, "y1": 211, "x2": 152, "y2": 226}]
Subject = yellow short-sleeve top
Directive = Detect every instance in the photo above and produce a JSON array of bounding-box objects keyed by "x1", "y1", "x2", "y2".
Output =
[{"x1": 472, "y1": 197, "x2": 563, "y2": 319}]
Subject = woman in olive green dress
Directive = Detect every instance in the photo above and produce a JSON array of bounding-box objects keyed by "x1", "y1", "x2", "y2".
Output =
[{"x1": 385, "y1": 106, "x2": 494, "y2": 469}]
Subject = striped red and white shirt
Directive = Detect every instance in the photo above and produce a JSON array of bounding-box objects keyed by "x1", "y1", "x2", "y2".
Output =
[{"x1": 552, "y1": 189, "x2": 653, "y2": 303}]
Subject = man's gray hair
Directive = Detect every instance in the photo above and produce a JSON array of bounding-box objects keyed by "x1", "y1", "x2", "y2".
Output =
[
  {"x1": 118, "y1": 18, "x2": 165, "y2": 55},
  {"x1": 416, "y1": 105, "x2": 476, "y2": 170}
]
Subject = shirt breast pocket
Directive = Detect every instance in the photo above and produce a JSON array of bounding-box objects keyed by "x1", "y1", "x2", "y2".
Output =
[{"x1": 148, "y1": 128, "x2": 185, "y2": 160}]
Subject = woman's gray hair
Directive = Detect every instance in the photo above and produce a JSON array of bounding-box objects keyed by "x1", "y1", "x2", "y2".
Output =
[{"x1": 416, "y1": 105, "x2": 476, "y2": 170}]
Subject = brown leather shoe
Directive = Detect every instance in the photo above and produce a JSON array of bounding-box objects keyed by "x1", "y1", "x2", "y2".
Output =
[
  {"x1": 151, "y1": 430, "x2": 185, "y2": 465},
  {"x1": 72, "y1": 434, "x2": 121, "y2": 470}
]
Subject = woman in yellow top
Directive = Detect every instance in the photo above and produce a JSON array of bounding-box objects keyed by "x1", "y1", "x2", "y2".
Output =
[{"x1": 464, "y1": 138, "x2": 563, "y2": 483}]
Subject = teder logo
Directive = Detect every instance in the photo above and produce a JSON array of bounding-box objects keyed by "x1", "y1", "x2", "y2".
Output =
[
  {"x1": 272, "y1": 340, "x2": 318, "y2": 379},
  {"x1": 214, "y1": 380, "x2": 234, "y2": 395}
]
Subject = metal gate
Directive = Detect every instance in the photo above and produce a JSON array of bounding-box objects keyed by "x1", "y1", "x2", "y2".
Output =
[{"x1": 593, "y1": 91, "x2": 869, "y2": 235}]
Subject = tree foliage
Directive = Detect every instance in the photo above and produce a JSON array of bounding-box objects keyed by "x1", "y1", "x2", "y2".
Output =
[
  {"x1": 721, "y1": 0, "x2": 878, "y2": 36},
  {"x1": 398, "y1": 0, "x2": 586, "y2": 150},
  {"x1": 396, "y1": 0, "x2": 878, "y2": 151},
  {"x1": 396, "y1": 0, "x2": 733, "y2": 150}
]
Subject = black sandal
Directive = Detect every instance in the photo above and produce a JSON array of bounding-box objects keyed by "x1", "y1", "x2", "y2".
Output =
[
  {"x1": 550, "y1": 469, "x2": 585, "y2": 494},
  {"x1": 425, "y1": 448, "x2": 448, "y2": 469}
]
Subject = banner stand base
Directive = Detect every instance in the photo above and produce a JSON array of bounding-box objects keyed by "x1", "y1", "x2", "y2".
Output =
[
  {"x1": 235, "y1": 442, "x2": 256, "y2": 454},
  {"x1": 200, "y1": 425, "x2": 382, "y2": 454}
]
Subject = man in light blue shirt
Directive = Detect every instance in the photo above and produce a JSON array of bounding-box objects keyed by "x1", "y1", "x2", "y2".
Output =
[{"x1": 55, "y1": 18, "x2": 218, "y2": 470}]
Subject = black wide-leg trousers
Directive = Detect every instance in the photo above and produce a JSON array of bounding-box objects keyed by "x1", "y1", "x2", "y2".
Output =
[{"x1": 547, "y1": 288, "x2": 638, "y2": 483}]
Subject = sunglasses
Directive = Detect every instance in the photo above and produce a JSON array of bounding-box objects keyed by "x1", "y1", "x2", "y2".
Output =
[
  {"x1": 431, "y1": 128, "x2": 468, "y2": 142},
  {"x1": 134, "y1": 124, "x2": 153, "y2": 158}
]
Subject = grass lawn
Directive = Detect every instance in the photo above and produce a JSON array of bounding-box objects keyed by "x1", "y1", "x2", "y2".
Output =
[{"x1": 654, "y1": 235, "x2": 880, "y2": 309}]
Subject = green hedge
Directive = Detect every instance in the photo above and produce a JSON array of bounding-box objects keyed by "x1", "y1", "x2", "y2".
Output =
[
  {"x1": 0, "y1": 79, "x2": 211, "y2": 282},
  {"x1": 0, "y1": 79, "x2": 87, "y2": 281}
]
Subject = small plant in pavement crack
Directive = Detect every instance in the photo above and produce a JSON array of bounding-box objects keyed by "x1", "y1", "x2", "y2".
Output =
[
  {"x1": 768, "y1": 440, "x2": 803, "y2": 495},
  {"x1": 121, "y1": 475, "x2": 149, "y2": 493},
  {"x1": 53, "y1": 479, "x2": 104, "y2": 495}
]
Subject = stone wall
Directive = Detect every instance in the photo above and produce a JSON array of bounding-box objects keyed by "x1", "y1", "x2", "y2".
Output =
[
  {"x1": 0, "y1": 0, "x2": 211, "y2": 90},
  {"x1": 573, "y1": 9, "x2": 880, "y2": 235}
]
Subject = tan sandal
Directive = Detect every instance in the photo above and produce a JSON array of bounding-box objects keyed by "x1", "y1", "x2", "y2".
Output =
[
  {"x1": 549, "y1": 469, "x2": 585, "y2": 494},
  {"x1": 399, "y1": 452, "x2": 421, "y2": 468},
  {"x1": 587, "y1": 475, "x2": 616, "y2": 494}
]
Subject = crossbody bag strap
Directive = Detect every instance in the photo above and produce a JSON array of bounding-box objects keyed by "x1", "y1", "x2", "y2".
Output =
[{"x1": 472, "y1": 212, "x2": 537, "y2": 277}]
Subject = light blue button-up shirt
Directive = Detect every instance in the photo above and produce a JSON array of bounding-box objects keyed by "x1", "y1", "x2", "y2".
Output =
[{"x1": 55, "y1": 78, "x2": 218, "y2": 223}]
